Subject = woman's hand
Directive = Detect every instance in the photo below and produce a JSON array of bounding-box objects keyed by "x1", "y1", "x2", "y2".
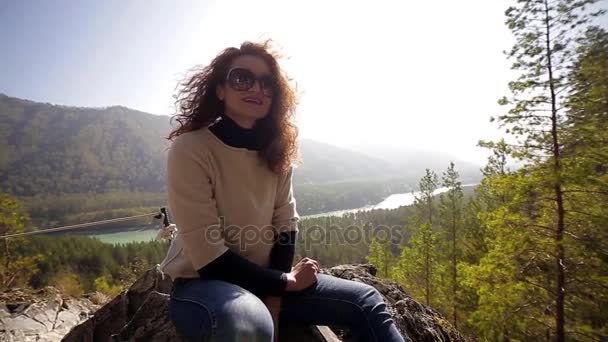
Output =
[{"x1": 285, "y1": 257, "x2": 320, "y2": 292}]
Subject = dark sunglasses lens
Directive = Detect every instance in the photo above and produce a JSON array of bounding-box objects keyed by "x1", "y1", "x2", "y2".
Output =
[
  {"x1": 259, "y1": 76, "x2": 276, "y2": 97},
  {"x1": 228, "y1": 68, "x2": 254, "y2": 91}
]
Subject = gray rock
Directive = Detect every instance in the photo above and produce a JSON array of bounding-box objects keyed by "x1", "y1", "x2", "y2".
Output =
[
  {"x1": 0, "y1": 328, "x2": 27, "y2": 342},
  {"x1": 1, "y1": 286, "x2": 98, "y2": 342},
  {"x1": 63, "y1": 264, "x2": 465, "y2": 342},
  {"x1": 2, "y1": 314, "x2": 47, "y2": 335},
  {"x1": 22, "y1": 293, "x2": 62, "y2": 332},
  {"x1": 62, "y1": 265, "x2": 176, "y2": 342},
  {"x1": 0, "y1": 304, "x2": 10, "y2": 320},
  {"x1": 323, "y1": 264, "x2": 465, "y2": 342}
]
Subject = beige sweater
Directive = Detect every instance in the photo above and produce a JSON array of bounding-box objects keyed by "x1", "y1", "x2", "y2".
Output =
[{"x1": 159, "y1": 127, "x2": 299, "y2": 280}]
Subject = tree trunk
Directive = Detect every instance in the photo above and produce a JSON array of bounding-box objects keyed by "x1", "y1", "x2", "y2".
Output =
[
  {"x1": 3, "y1": 237, "x2": 11, "y2": 288},
  {"x1": 452, "y1": 201, "x2": 457, "y2": 328},
  {"x1": 543, "y1": 0, "x2": 566, "y2": 340},
  {"x1": 426, "y1": 196, "x2": 433, "y2": 305},
  {"x1": 426, "y1": 235, "x2": 430, "y2": 306}
]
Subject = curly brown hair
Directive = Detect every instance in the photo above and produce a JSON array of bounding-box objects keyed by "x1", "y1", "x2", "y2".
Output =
[{"x1": 166, "y1": 40, "x2": 299, "y2": 174}]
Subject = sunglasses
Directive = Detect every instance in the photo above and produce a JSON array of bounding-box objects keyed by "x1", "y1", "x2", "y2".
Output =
[{"x1": 225, "y1": 67, "x2": 277, "y2": 98}]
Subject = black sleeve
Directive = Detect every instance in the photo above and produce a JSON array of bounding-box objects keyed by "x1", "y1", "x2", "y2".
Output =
[
  {"x1": 197, "y1": 249, "x2": 288, "y2": 297},
  {"x1": 269, "y1": 231, "x2": 298, "y2": 273}
]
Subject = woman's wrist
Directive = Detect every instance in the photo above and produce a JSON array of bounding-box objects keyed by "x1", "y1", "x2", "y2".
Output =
[{"x1": 283, "y1": 272, "x2": 296, "y2": 291}]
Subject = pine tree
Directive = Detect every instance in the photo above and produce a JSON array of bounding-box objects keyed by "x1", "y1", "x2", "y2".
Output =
[
  {"x1": 0, "y1": 193, "x2": 43, "y2": 288},
  {"x1": 458, "y1": 142, "x2": 532, "y2": 340},
  {"x1": 393, "y1": 222, "x2": 440, "y2": 307},
  {"x1": 395, "y1": 169, "x2": 440, "y2": 306},
  {"x1": 560, "y1": 26, "x2": 608, "y2": 338},
  {"x1": 463, "y1": 139, "x2": 512, "y2": 265},
  {"x1": 485, "y1": 1, "x2": 605, "y2": 339},
  {"x1": 413, "y1": 169, "x2": 439, "y2": 227},
  {"x1": 416, "y1": 169, "x2": 438, "y2": 305},
  {"x1": 438, "y1": 162, "x2": 464, "y2": 327},
  {"x1": 366, "y1": 237, "x2": 394, "y2": 278}
]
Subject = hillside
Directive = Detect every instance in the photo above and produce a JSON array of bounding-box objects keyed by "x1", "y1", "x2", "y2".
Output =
[
  {"x1": 296, "y1": 139, "x2": 401, "y2": 184},
  {"x1": 0, "y1": 94, "x2": 482, "y2": 225},
  {"x1": 0, "y1": 94, "x2": 427, "y2": 195},
  {"x1": 0, "y1": 95, "x2": 169, "y2": 196},
  {"x1": 351, "y1": 144, "x2": 483, "y2": 184}
]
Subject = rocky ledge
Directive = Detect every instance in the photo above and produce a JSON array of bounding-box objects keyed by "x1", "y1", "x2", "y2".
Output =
[
  {"x1": 60, "y1": 264, "x2": 464, "y2": 342},
  {"x1": 1, "y1": 286, "x2": 105, "y2": 342}
]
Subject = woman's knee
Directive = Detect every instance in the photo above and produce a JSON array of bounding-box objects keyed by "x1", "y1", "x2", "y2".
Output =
[
  {"x1": 349, "y1": 283, "x2": 398, "y2": 341},
  {"x1": 169, "y1": 279, "x2": 273, "y2": 341},
  {"x1": 213, "y1": 291, "x2": 274, "y2": 341},
  {"x1": 354, "y1": 283, "x2": 386, "y2": 313}
]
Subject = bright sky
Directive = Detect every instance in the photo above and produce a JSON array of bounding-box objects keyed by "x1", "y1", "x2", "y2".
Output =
[{"x1": 1, "y1": 1, "x2": 604, "y2": 165}]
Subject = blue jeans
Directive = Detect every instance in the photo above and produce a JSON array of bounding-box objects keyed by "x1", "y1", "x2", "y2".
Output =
[{"x1": 169, "y1": 274, "x2": 408, "y2": 341}]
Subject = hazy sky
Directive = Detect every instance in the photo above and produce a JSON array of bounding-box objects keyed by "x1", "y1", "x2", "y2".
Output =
[{"x1": 1, "y1": 1, "x2": 605, "y2": 165}]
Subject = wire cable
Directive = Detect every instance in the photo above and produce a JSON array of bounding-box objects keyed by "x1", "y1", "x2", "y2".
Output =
[{"x1": 0, "y1": 211, "x2": 160, "y2": 239}]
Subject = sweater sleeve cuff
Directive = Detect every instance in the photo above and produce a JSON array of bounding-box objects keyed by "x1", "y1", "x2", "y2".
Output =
[{"x1": 280, "y1": 272, "x2": 289, "y2": 291}]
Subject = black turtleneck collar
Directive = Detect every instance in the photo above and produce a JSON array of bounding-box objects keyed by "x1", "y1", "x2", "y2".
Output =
[{"x1": 209, "y1": 114, "x2": 260, "y2": 151}]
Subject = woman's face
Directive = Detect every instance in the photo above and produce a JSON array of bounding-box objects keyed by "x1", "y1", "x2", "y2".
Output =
[{"x1": 217, "y1": 55, "x2": 274, "y2": 126}]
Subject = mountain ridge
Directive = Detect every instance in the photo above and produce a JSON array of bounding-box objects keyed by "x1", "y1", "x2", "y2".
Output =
[
  {"x1": 0, "y1": 93, "x2": 483, "y2": 224},
  {"x1": 0, "y1": 93, "x2": 481, "y2": 196}
]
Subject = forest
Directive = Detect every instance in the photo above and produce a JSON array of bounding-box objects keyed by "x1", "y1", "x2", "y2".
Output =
[{"x1": 362, "y1": 2, "x2": 608, "y2": 339}]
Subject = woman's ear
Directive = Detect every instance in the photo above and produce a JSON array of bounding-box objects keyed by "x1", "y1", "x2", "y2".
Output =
[{"x1": 216, "y1": 85, "x2": 225, "y2": 101}]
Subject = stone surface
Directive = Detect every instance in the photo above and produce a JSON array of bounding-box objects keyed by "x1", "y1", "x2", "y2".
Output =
[
  {"x1": 62, "y1": 264, "x2": 465, "y2": 342},
  {"x1": 322, "y1": 265, "x2": 465, "y2": 342},
  {"x1": 0, "y1": 286, "x2": 99, "y2": 342}
]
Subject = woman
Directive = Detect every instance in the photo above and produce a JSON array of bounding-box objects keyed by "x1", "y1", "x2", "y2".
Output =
[{"x1": 160, "y1": 40, "x2": 407, "y2": 342}]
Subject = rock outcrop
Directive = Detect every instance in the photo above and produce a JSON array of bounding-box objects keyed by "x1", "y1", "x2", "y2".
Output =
[
  {"x1": 324, "y1": 265, "x2": 464, "y2": 341},
  {"x1": 0, "y1": 287, "x2": 101, "y2": 342},
  {"x1": 61, "y1": 264, "x2": 464, "y2": 342}
]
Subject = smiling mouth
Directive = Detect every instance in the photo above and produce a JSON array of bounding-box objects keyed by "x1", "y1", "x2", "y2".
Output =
[{"x1": 242, "y1": 98, "x2": 262, "y2": 105}]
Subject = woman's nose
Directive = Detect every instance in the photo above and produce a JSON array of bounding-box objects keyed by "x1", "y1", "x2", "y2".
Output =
[{"x1": 250, "y1": 80, "x2": 263, "y2": 93}]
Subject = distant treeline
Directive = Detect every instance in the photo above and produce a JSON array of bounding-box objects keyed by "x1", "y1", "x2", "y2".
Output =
[
  {"x1": 16, "y1": 178, "x2": 415, "y2": 229},
  {"x1": 0, "y1": 177, "x2": 474, "y2": 296}
]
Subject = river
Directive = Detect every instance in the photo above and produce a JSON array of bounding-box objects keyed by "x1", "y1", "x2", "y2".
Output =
[{"x1": 88, "y1": 183, "x2": 478, "y2": 244}]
